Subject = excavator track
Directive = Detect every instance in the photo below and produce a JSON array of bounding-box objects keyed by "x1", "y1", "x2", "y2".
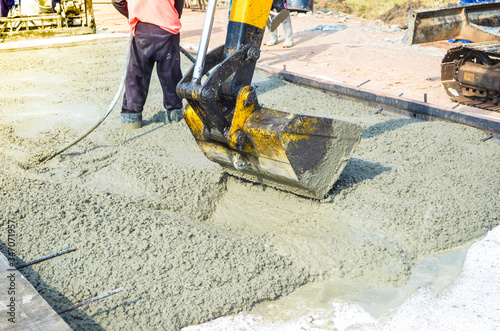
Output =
[{"x1": 441, "y1": 41, "x2": 500, "y2": 112}]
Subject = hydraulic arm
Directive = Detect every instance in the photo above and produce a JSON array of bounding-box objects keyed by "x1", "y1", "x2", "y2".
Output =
[{"x1": 177, "y1": 0, "x2": 362, "y2": 199}]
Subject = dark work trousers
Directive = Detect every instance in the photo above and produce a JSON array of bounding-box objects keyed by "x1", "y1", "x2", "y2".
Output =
[
  {"x1": 1, "y1": 0, "x2": 14, "y2": 17},
  {"x1": 122, "y1": 21, "x2": 183, "y2": 114}
]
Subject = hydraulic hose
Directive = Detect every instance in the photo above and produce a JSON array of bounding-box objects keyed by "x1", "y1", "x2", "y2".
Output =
[
  {"x1": 180, "y1": 45, "x2": 196, "y2": 64},
  {"x1": 39, "y1": 35, "x2": 132, "y2": 163}
]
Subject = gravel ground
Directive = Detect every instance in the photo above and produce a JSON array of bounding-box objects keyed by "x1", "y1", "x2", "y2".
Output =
[{"x1": 0, "y1": 39, "x2": 499, "y2": 330}]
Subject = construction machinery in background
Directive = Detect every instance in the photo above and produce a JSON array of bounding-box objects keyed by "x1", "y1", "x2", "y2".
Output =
[
  {"x1": 287, "y1": 0, "x2": 314, "y2": 12},
  {"x1": 0, "y1": 0, "x2": 94, "y2": 41},
  {"x1": 177, "y1": 0, "x2": 362, "y2": 199},
  {"x1": 405, "y1": 1, "x2": 500, "y2": 111}
]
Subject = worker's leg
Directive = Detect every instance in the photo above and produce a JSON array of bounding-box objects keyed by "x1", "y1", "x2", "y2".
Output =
[
  {"x1": 266, "y1": 16, "x2": 278, "y2": 46},
  {"x1": 155, "y1": 31, "x2": 184, "y2": 123},
  {"x1": 266, "y1": 0, "x2": 287, "y2": 46},
  {"x1": 282, "y1": 16, "x2": 294, "y2": 48},
  {"x1": 121, "y1": 22, "x2": 157, "y2": 129},
  {"x1": 1, "y1": 0, "x2": 13, "y2": 17}
]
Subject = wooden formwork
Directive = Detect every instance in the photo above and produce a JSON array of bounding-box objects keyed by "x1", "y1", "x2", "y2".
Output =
[{"x1": 0, "y1": 252, "x2": 71, "y2": 330}]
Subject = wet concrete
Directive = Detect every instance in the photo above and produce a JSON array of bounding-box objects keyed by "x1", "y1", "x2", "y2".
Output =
[{"x1": 0, "y1": 40, "x2": 499, "y2": 330}]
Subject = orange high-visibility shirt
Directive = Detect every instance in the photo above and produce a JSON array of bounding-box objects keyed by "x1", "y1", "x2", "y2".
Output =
[{"x1": 128, "y1": 0, "x2": 182, "y2": 35}]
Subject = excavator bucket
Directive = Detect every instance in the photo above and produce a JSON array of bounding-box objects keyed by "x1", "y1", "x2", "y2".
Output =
[
  {"x1": 183, "y1": 88, "x2": 362, "y2": 199},
  {"x1": 177, "y1": 0, "x2": 362, "y2": 199},
  {"x1": 404, "y1": 1, "x2": 500, "y2": 45}
]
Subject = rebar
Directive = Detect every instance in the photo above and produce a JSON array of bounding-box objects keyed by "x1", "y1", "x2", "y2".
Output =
[
  {"x1": 357, "y1": 79, "x2": 371, "y2": 87},
  {"x1": 57, "y1": 288, "x2": 123, "y2": 315},
  {"x1": 16, "y1": 247, "x2": 76, "y2": 269}
]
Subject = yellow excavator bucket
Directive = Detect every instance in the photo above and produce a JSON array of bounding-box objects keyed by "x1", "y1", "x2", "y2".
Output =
[
  {"x1": 177, "y1": 0, "x2": 362, "y2": 199},
  {"x1": 183, "y1": 87, "x2": 362, "y2": 199}
]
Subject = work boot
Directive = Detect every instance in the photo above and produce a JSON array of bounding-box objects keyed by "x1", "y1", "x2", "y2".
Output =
[
  {"x1": 266, "y1": 30, "x2": 278, "y2": 46},
  {"x1": 121, "y1": 112, "x2": 142, "y2": 130},
  {"x1": 282, "y1": 16, "x2": 294, "y2": 48},
  {"x1": 166, "y1": 108, "x2": 184, "y2": 123}
]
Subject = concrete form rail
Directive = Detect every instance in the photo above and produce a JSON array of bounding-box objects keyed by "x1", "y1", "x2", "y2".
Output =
[
  {"x1": 1, "y1": 32, "x2": 498, "y2": 142},
  {"x1": 259, "y1": 66, "x2": 500, "y2": 143}
]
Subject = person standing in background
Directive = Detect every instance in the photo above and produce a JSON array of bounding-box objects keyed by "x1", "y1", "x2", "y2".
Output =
[
  {"x1": 266, "y1": 0, "x2": 294, "y2": 48},
  {"x1": 113, "y1": 0, "x2": 185, "y2": 130}
]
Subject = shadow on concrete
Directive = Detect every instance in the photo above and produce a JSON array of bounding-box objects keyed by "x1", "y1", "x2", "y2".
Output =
[
  {"x1": 363, "y1": 118, "x2": 416, "y2": 139},
  {"x1": 60, "y1": 120, "x2": 165, "y2": 159},
  {"x1": 253, "y1": 76, "x2": 289, "y2": 95},
  {"x1": 329, "y1": 158, "x2": 392, "y2": 195}
]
